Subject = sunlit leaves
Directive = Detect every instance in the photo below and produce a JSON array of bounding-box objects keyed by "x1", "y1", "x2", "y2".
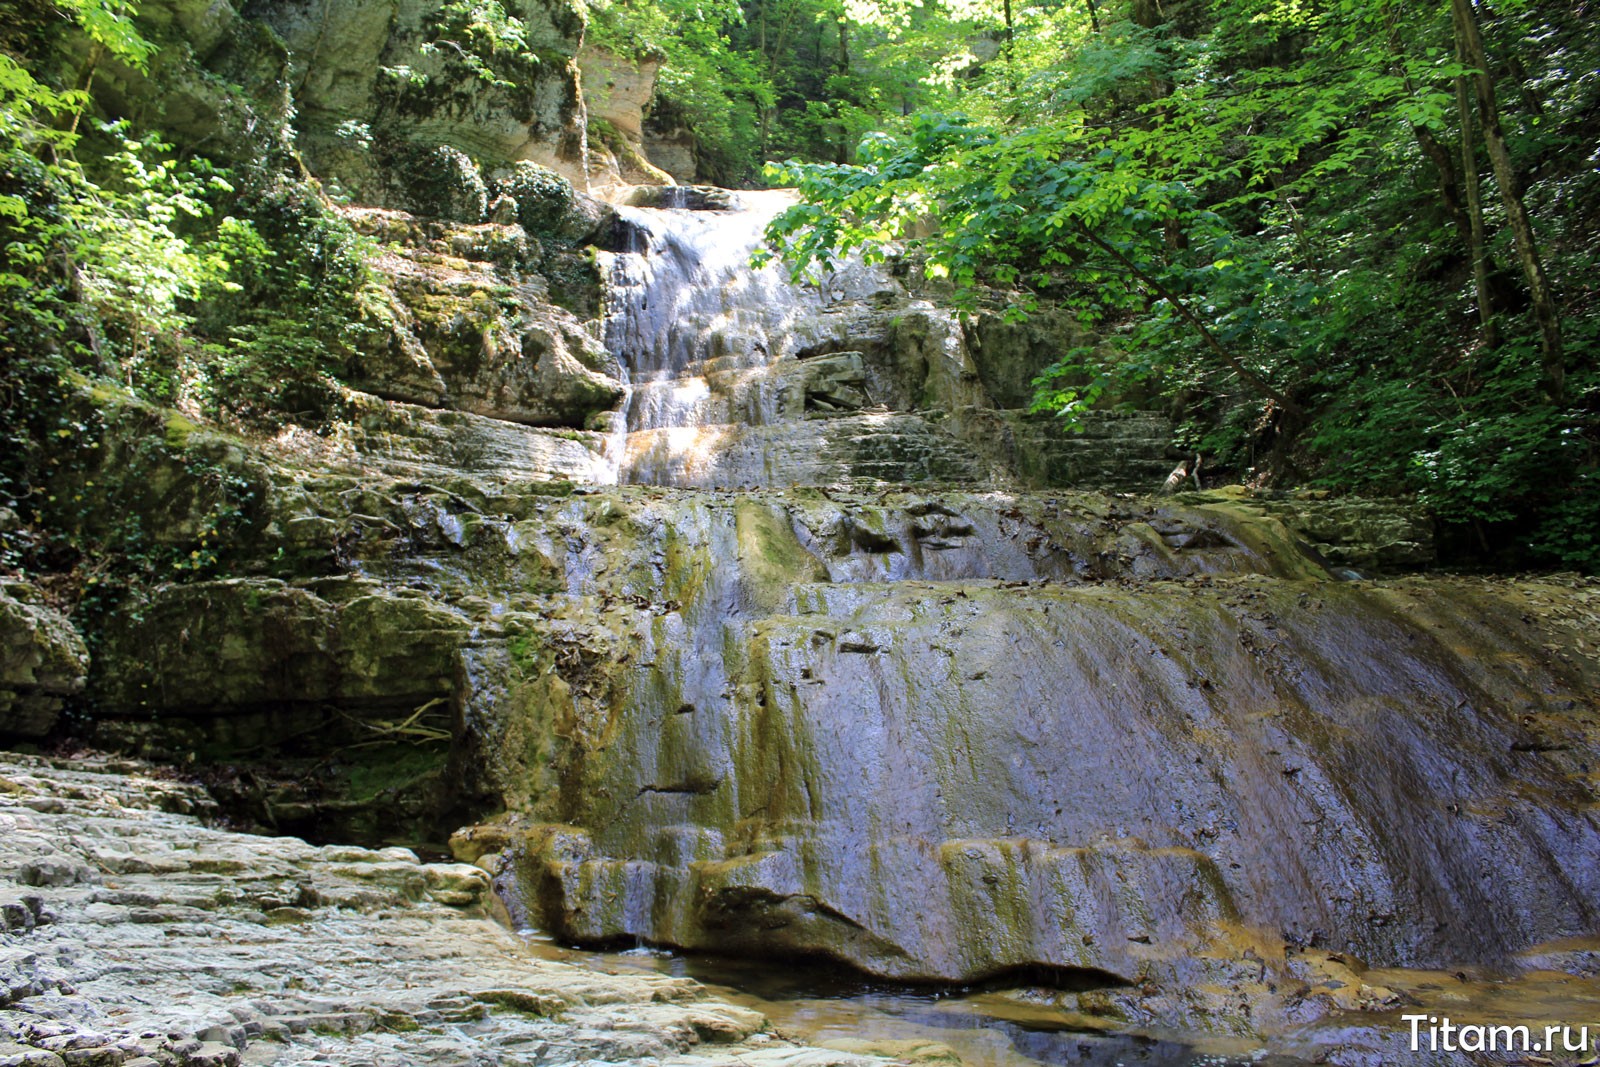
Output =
[{"x1": 423, "y1": 1, "x2": 540, "y2": 89}]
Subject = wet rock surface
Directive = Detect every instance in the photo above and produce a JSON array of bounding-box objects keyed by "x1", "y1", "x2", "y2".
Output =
[
  {"x1": 598, "y1": 193, "x2": 1181, "y2": 492},
  {"x1": 494, "y1": 571, "x2": 1600, "y2": 985},
  {"x1": 38, "y1": 383, "x2": 1527, "y2": 994},
  {"x1": 0, "y1": 755, "x2": 891, "y2": 1067}
]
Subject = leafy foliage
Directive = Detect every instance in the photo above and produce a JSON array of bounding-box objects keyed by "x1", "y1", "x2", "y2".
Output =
[
  {"x1": 757, "y1": 0, "x2": 1600, "y2": 570},
  {"x1": 423, "y1": 1, "x2": 542, "y2": 89},
  {"x1": 0, "y1": 0, "x2": 381, "y2": 595}
]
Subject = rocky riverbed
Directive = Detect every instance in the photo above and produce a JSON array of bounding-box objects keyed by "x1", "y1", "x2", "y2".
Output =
[{"x1": 0, "y1": 755, "x2": 892, "y2": 1067}]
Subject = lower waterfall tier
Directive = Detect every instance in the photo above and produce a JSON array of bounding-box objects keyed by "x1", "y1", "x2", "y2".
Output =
[{"x1": 487, "y1": 574, "x2": 1599, "y2": 989}]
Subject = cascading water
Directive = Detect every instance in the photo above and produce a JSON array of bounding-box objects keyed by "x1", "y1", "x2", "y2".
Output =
[
  {"x1": 482, "y1": 187, "x2": 1600, "y2": 1066},
  {"x1": 602, "y1": 191, "x2": 813, "y2": 386},
  {"x1": 592, "y1": 191, "x2": 986, "y2": 487},
  {"x1": 597, "y1": 191, "x2": 827, "y2": 485}
]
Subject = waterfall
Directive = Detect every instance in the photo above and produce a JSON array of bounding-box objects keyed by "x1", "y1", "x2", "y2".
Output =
[{"x1": 595, "y1": 191, "x2": 912, "y2": 487}]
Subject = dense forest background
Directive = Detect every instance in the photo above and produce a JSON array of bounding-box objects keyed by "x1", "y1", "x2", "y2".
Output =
[{"x1": 2, "y1": 0, "x2": 1597, "y2": 573}]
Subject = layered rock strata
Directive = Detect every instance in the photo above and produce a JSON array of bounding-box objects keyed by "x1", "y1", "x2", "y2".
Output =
[{"x1": 0, "y1": 754, "x2": 888, "y2": 1067}]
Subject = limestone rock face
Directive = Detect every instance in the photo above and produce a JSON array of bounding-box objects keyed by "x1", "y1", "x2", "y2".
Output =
[
  {"x1": 643, "y1": 118, "x2": 698, "y2": 183},
  {"x1": 578, "y1": 46, "x2": 660, "y2": 144},
  {"x1": 91, "y1": 578, "x2": 467, "y2": 721},
  {"x1": 0, "y1": 584, "x2": 88, "y2": 739},
  {"x1": 0, "y1": 755, "x2": 865, "y2": 1067},
  {"x1": 964, "y1": 305, "x2": 1094, "y2": 409},
  {"x1": 136, "y1": 0, "x2": 240, "y2": 58},
  {"x1": 578, "y1": 46, "x2": 676, "y2": 188},
  {"x1": 344, "y1": 206, "x2": 624, "y2": 428},
  {"x1": 481, "y1": 505, "x2": 1600, "y2": 985},
  {"x1": 254, "y1": 0, "x2": 590, "y2": 208},
  {"x1": 48, "y1": 367, "x2": 1598, "y2": 1035}
]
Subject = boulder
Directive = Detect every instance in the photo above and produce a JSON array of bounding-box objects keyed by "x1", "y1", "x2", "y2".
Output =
[{"x1": 500, "y1": 161, "x2": 616, "y2": 243}]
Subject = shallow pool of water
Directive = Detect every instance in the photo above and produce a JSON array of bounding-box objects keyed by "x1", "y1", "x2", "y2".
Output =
[{"x1": 516, "y1": 935, "x2": 1285, "y2": 1067}]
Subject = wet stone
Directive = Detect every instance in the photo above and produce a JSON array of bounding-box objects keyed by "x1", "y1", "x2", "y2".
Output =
[{"x1": 0, "y1": 756, "x2": 889, "y2": 1067}]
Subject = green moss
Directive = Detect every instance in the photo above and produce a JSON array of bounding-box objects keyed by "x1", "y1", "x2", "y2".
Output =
[
  {"x1": 734, "y1": 500, "x2": 828, "y2": 613},
  {"x1": 507, "y1": 631, "x2": 546, "y2": 676},
  {"x1": 342, "y1": 742, "x2": 449, "y2": 803},
  {"x1": 164, "y1": 412, "x2": 203, "y2": 449},
  {"x1": 377, "y1": 1012, "x2": 422, "y2": 1033}
]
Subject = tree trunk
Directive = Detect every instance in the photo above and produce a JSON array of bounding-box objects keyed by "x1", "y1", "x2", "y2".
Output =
[
  {"x1": 1451, "y1": 0, "x2": 1563, "y2": 401},
  {"x1": 1453, "y1": 30, "x2": 1498, "y2": 349},
  {"x1": 1085, "y1": 0, "x2": 1101, "y2": 32},
  {"x1": 1381, "y1": 14, "x2": 1486, "y2": 301},
  {"x1": 1409, "y1": 123, "x2": 1473, "y2": 252}
]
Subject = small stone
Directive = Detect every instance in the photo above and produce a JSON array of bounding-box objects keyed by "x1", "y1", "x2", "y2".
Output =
[
  {"x1": 82, "y1": 904, "x2": 129, "y2": 925},
  {"x1": 178, "y1": 1043, "x2": 237, "y2": 1067},
  {"x1": 0, "y1": 893, "x2": 42, "y2": 932},
  {"x1": 190, "y1": 1031, "x2": 238, "y2": 1052},
  {"x1": 0, "y1": 1045, "x2": 67, "y2": 1067},
  {"x1": 18, "y1": 857, "x2": 98, "y2": 888}
]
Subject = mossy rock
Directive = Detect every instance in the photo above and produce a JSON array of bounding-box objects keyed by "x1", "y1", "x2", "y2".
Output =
[
  {"x1": 90, "y1": 578, "x2": 467, "y2": 720},
  {"x1": 499, "y1": 162, "x2": 613, "y2": 243},
  {"x1": 387, "y1": 144, "x2": 489, "y2": 223},
  {"x1": 0, "y1": 582, "x2": 89, "y2": 739}
]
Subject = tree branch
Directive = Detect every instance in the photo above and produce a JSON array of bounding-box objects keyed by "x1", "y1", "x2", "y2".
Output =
[{"x1": 1070, "y1": 219, "x2": 1303, "y2": 417}]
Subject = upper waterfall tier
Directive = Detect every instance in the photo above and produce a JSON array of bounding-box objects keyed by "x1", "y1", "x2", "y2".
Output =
[
  {"x1": 594, "y1": 192, "x2": 1177, "y2": 491},
  {"x1": 603, "y1": 191, "x2": 816, "y2": 389}
]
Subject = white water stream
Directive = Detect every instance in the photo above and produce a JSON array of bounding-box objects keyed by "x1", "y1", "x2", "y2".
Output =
[{"x1": 595, "y1": 190, "x2": 883, "y2": 486}]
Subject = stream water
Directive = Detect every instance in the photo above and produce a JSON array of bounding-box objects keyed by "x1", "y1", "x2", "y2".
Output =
[{"x1": 519, "y1": 936, "x2": 1275, "y2": 1067}]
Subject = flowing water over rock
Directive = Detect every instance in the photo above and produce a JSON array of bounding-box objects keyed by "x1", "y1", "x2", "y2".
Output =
[
  {"x1": 31, "y1": 191, "x2": 1600, "y2": 1064},
  {"x1": 599, "y1": 192, "x2": 1019, "y2": 489},
  {"x1": 479, "y1": 193, "x2": 1600, "y2": 1057}
]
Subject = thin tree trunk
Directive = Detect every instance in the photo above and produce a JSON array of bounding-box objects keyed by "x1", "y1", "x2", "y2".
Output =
[
  {"x1": 1381, "y1": 14, "x2": 1484, "y2": 290},
  {"x1": 1410, "y1": 123, "x2": 1473, "y2": 248},
  {"x1": 1001, "y1": 0, "x2": 1016, "y2": 96},
  {"x1": 835, "y1": 16, "x2": 850, "y2": 163},
  {"x1": 1451, "y1": 0, "x2": 1563, "y2": 401},
  {"x1": 1454, "y1": 30, "x2": 1498, "y2": 349},
  {"x1": 1084, "y1": 0, "x2": 1101, "y2": 32},
  {"x1": 766, "y1": 0, "x2": 801, "y2": 72}
]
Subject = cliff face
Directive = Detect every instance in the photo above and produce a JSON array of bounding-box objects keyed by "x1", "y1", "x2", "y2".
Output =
[
  {"x1": 34, "y1": 370, "x2": 1599, "y2": 1039},
  {"x1": 114, "y1": 0, "x2": 672, "y2": 210},
  {"x1": 255, "y1": 0, "x2": 589, "y2": 198}
]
